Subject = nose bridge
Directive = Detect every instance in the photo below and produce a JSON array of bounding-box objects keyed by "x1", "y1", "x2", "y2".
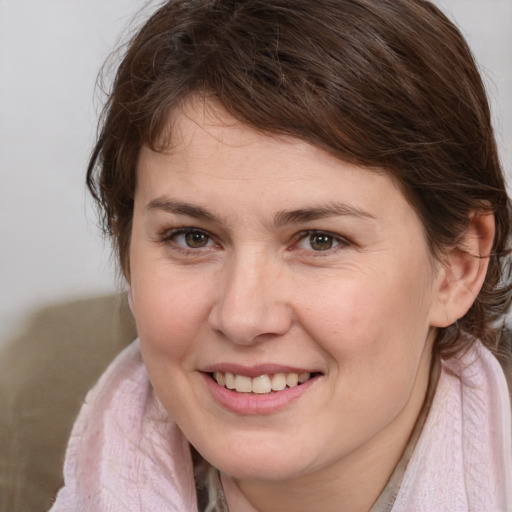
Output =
[{"x1": 209, "y1": 247, "x2": 291, "y2": 344}]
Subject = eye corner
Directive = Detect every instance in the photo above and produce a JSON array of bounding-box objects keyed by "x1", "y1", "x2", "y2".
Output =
[
  {"x1": 291, "y1": 230, "x2": 350, "y2": 254},
  {"x1": 159, "y1": 226, "x2": 221, "y2": 256}
]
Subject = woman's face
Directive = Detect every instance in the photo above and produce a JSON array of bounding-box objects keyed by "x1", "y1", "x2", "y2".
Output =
[{"x1": 129, "y1": 99, "x2": 445, "y2": 485}]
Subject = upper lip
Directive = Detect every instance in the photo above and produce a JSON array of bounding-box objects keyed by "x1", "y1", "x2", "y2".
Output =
[{"x1": 200, "y1": 363, "x2": 321, "y2": 378}]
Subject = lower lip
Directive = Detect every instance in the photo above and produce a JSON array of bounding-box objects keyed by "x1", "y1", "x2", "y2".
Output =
[{"x1": 201, "y1": 373, "x2": 319, "y2": 415}]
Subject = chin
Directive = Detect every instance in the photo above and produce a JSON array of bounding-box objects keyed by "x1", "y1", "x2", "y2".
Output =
[
  {"x1": 196, "y1": 433, "x2": 314, "y2": 482},
  {"x1": 215, "y1": 457, "x2": 305, "y2": 482}
]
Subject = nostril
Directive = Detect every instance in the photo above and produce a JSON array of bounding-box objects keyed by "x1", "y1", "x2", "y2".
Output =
[{"x1": 208, "y1": 300, "x2": 293, "y2": 345}]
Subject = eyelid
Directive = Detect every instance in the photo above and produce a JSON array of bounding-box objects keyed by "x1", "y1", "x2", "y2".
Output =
[
  {"x1": 292, "y1": 230, "x2": 351, "y2": 252},
  {"x1": 161, "y1": 227, "x2": 218, "y2": 250},
  {"x1": 159, "y1": 226, "x2": 351, "y2": 256}
]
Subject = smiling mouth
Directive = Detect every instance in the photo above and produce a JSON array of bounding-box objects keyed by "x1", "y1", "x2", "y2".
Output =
[{"x1": 210, "y1": 371, "x2": 319, "y2": 394}]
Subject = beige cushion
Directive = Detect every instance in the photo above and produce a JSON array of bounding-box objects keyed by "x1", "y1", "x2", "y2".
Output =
[{"x1": 0, "y1": 293, "x2": 136, "y2": 512}]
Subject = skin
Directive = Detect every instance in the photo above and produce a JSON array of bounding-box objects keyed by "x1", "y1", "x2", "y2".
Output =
[{"x1": 128, "y1": 99, "x2": 493, "y2": 512}]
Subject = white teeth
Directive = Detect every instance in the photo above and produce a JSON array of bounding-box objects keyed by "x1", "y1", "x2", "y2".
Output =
[
  {"x1": 213, "y1": 371, "x2": 314, "y2": 394},
  {"x1": 271, "y1": 373, "x2": 287, "y2": 391},
  {"x1": 235, "y1": 375, "x2": 252, "y2": 393},
  {"x1": 298, "y1": 372, "x2": 311, "y2": 384},
  {"x1": 286, "y1": 373, "x2": 299, "y2": 388},
  {"x1": 213, "y1": 371, "x2": 225, "y2": 387},
  {"x1": 252, "y1": 375, "x2": 272, "y2": 394},
  {"x1": 225, "y1": 372, "x2": 236, "y2": 390}
]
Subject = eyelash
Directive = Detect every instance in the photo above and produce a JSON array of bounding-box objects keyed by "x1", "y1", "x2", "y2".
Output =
[
  {"x1": 292, "y1": 230, "x2": 350, "y2": 255},
  {"x1": 160, "y1": 227, "x2": 351, "y2": 257},
  {"x1": 160, "y1": 227, "x2": 217, "y2": 255}
]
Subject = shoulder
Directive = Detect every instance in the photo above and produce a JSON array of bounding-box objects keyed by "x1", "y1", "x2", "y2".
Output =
[
  {"x1": 391, "y1": 337, "x2": 512, "y2": 511},
  {"x1": 50, "y1": 339, "x2": 198, "y2": 511}
]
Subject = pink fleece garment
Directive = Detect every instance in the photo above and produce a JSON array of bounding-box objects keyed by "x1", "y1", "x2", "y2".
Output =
[{"x1": 49, "y1": 339, "x2": 511, "y2": 511}]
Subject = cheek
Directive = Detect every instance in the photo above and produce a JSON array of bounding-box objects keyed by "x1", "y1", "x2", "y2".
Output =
[
  {"x1": 130, "y1": 260, "x2": 214, "y2": 357},
  {"x1": 295, "y1": 266, "x2": 434, "y2": 365},
  {"x1": 298, "y1": 273, "x2": 433, "y2": 425}
]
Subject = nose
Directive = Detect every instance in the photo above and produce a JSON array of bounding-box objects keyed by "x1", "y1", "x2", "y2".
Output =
[{"x1": 208, "y1": 251, "x2": 292, "y2": 345}]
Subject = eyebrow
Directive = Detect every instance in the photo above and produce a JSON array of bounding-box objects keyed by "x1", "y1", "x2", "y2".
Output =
[
  {"x1": 273, "y1": 203, "x2": 376, "y2": 227},
  {"x1": 145, "y1": 197, "x2": 220, "y2": 222},
  {"x1": 145, "y1": 197, "x2": 375, "y2": 226}
]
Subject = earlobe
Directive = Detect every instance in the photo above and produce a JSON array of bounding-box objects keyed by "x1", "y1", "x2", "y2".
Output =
[{"x1": 429, "y1": 210, "x2": 495, "y2": 328}]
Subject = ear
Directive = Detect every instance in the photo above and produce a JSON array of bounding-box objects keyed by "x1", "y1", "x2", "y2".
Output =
[{"x1": 429, "y1": 210, "x2": 495, "y2": 328}]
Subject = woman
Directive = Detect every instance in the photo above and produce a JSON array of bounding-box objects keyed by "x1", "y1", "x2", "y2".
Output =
[{"x1": 50, "y1": 0, "x2": 512, "y2": 510}]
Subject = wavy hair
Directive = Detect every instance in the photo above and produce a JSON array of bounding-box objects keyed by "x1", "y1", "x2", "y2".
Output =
[{"x1": 87, "y1": 0, "x2": 512, "y2": 357}]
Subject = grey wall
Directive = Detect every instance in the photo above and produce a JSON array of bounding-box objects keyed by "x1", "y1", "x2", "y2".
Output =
[{"x1": 0, "y1": 0, "x2": 510, "y2": 345}]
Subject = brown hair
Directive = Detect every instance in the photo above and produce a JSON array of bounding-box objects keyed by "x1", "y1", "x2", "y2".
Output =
[{"x1": 87, "y1": 0, "x2": 511, "y2": 357}]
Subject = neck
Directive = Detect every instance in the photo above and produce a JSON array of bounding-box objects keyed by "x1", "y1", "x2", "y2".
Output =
[{"x1": 223, "y1": 437, "x2": 402, "y2": 512}]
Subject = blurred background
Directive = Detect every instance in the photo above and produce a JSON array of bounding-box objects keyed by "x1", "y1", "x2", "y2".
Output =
[{"x1": 0, "y1": 0, "x2": 511, "y2": 348}]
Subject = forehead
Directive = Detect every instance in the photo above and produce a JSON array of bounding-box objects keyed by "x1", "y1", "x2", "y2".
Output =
[
  {"x1": 135, "y1": 98, "x2": 416, "y2": 227},
  {"x1": 154, "y1": 98, "x2": 338, "y2": 176}
]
